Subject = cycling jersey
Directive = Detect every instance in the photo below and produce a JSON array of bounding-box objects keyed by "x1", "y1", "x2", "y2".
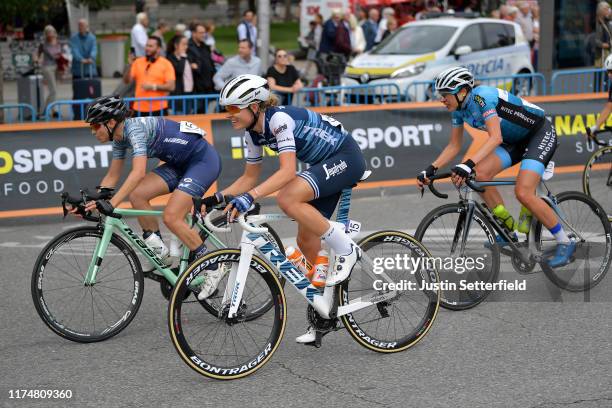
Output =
[
  {"x1": 244, "y1": 106, "x2": 348, "y2": 165},
  {"x1": 452, "y1": 86, "x2": 545, "y2": 144},
  {"x1": 113, "y1": 117, "x2": 221, "y2": 197}
]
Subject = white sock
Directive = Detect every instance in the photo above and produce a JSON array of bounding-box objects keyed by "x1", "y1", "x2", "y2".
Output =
[
  {"x1": 321, "y1": 221, "x2": 352, "y2": 256},
  {"x1": 549, "y1": 223, "x2": 570, "y2": 243}
]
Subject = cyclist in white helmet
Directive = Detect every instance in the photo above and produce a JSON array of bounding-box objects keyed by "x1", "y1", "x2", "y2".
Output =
[
  {"x1": 417, "y1": 66, "x2": 574, "y2": 267},
  {"x1": 216, "y1": 74, "x2": 367, "y2": 344},
  {"x1": 589, "y1": 54, "x2": 612, "y2": 134}
]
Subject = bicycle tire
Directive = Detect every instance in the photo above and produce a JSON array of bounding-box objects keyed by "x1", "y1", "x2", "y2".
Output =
[
  {"x1": 339, "y1": 231, "x2": 440, "y2": 353},
  {"x1": 168, "y1": 249, "x2": 286, "y2": 380},
  {"x1": 196, "y1": 215, "x2": 285, "y2": 319},
  {"x1": 534, "y1": 191, "x2": 612, "y2": 291},
  {"x1": 31, "y1": 226, "x2": 144, "y2": 343},
  {"x1": 582, "y1": 145, "x2": 612, "y2": 221},
  {"x1": 415, "y1": 203, "x2": 501, "y2": 310}
]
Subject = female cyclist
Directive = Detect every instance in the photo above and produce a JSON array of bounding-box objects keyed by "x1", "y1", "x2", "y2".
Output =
[
  {"x1": 218, "y1": 74, "x2": 366, "y2": 343},
  {"x1": 83, "y1": 95, "x2": 222, "y2": 281},
  {"x1": 417, "y1": 66, "x2": 574, "y2": 267}
]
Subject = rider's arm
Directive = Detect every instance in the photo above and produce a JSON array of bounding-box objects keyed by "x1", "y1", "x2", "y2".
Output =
[
  {"x1": 222, "y1": 162, "x2": 262, "y2": 196},
  {"x1": 592, "y1": 102, "x2": 612, "y2": 131},
  {"x1": 432, "y1": 126, "x2": 464, "y2": 169},
  {"x1": 109, "y1": 155, "x2": 147, "y2": 207},
  {"x1": 248, "y1": 152, "x2": 296, "y2": 199},
  {"x1": 98, "y1": 158, "x2": 125, "y2": 189},
  {"x1": 469, "y1": 115, "x2": 503, "y2": 164}
]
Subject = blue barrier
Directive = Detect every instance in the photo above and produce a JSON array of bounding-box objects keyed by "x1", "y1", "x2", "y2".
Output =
[
  {"x1": 551, "y1": 68, "x2": 607, "y2": 95},
  {"x1": 0, "y1": 103, "x2": 37, "y2": 123},
  {"x1": 291, "y1": 83, "x2": 402, "y2": 107},
  {"x1": 44, "y1": 94, "x2": 220, "y2": 121},
  {"x1": 476, "y1": 72, "x2": 547, "y2": 96},
  {"x1": 404, "y1": 80, "x2": 436, "y2": 102}
]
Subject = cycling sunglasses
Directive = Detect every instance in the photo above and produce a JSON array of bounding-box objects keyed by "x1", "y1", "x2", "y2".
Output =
[
  {"x1": 89, "y1": 123, "x2": 102, "y2": 131},
  {"x1": 225, "y1": 105, "x2": 243, "y2": 114}
]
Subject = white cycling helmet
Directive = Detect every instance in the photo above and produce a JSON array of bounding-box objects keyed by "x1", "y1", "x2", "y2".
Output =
[
  {"x1": 605, "y1": 55, "x2": 612, "y2": 70},
  {"x1": 435, "y1": 66, "x2": 474, "y2": 94},
  {"x1": 219, "y1": 74, "x2": 271, "y2": 108}
]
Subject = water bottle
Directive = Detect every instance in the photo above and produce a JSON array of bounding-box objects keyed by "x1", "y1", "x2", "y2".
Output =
[
  {"x1": 517, "y1": 205, "x2": 532, "y2": 234},
  {"x1": 285, "y1": 246, "x2": 313, "y2": 279},
  {"x1": 311, "y1": 249, "x2": 329, "y2": 289}
]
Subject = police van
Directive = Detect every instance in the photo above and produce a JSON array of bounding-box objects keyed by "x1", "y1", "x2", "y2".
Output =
[{"x1": 342, "y1": 18, "x2": 534, "y2": 101}]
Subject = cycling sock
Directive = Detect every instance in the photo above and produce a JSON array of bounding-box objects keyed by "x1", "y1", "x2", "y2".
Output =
[
  {"x1": 194, "y1": 244, "x2": 208, "y2": 259},
  {"x1": 142, "y1": 230, "x2": 162, "y2": 240},
  {"x1": 321, "y1": 221, "x2": 352, "y2": 256},
  {"x1": 549, "y1": 223, "x2": 570, "y2": 243}
]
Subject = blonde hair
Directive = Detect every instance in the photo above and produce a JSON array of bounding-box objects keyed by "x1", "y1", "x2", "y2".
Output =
[
  {"x1": 258, "y1": 94, "x2": 281, "y2": 110},
  {"x1": 348, "y1": 14, "x2": 358, "y2": 30},
  {"x1": 44, "y1": 25, "x2": 57, "y2": 37}
]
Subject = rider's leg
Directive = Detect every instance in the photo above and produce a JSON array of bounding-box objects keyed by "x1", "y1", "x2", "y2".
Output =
[
  {"x1": 129, "y1": 171, "x2": 170, "y2": 234},
  {"x1": 163, "y1": 189, "x2": 203, "y2": 251},
  {"x1": 296, "y1": 224, "x2": 322, "y2": 264},
  {"x1": 474, "y1": 147, "x2": 508, "y2": 209},
  {"x1": 515, "y1": 169, "x2": 558, "y2": 230}
]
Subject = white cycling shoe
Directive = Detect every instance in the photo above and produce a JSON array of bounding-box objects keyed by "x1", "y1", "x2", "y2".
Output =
[
  {"x1": 325, "y1": 243, "x2": 362, "y2": 287},
  {"x1": 143, "y1": 234, "x2": 170, "y2": 274},
  {"x1": 197, "y1": 263, "x2": 231, "y2": 300},
  {"x1": 295, "y1": 326, "x2": 316, "y2": 344}
]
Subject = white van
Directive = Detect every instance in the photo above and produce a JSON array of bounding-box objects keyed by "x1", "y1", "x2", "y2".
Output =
[{"x1": 342, "y1": 18, "x2": 535, "y2": 101}]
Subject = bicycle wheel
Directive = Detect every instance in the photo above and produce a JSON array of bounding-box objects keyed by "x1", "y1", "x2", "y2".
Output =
[
  {"x1": 582, "y1": 146, "x2": 612, "y2": 221},
  {"x1": 534, "y1": 191, "x2": 612, "y2": 291},
  {"x1": 339, "y1": 231, "x2": 440, "y2": 353},
  {"x1": 415, "y1": 203, "x2": 501, "y2": 310},
  {"x1": 196, "y1": 216, "x2": 285, "y2": 319},
  {"x1": 31, "y1": 226, "x2": 144, "y2": 343},
  {"x1": 169, "y1": 249, "x2": 286, "y2": 380}
]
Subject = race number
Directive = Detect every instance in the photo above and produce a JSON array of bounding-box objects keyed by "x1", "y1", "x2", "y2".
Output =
[
  {"x1": 321, "y1": 114, "x2": 345, "y2": 132},
  {"x1": 180, "y1": 121, "x2": 206, "y2": 137}
]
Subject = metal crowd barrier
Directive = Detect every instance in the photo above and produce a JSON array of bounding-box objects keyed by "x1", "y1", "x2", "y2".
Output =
[
  {"x1": 290, "y1": 83, "x2": 402, "y2": 107},
  {"x1": 44, "y1": 94, "x2": 221, "y2": 121},
  {"x1": 0, "y1": 103, "x2": 37, "y2": 123},
  {"x1": 551, "y1": 68, "x2": 608, "y2": 95}
]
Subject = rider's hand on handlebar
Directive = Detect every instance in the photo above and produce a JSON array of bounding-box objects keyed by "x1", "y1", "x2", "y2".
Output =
[
  {"x1": 84, "y1": 200, "x2": 97, "y2": 212},
  {"x1": 416, "y1": 164, "x2": 437, "y2": 189},
  {"x1": 451, "y1": 159, "x2": 475, "y2": 187},
  {"x1": 223, "y1": 192, "x2": 254, "y2": 222}
]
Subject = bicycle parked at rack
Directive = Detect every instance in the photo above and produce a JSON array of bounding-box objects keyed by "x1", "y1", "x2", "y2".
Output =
[
  {"x1": 584, "y1": 127, "x2": 612, "y2": 221},
  {"x1": 168, "y1": 173, "x2": 441, "y2": 380},
  {"x1": 31, "y1": 189, "x2": 284, "y2": 343},
  {"x1": 415, "y1": 169, "x2": 612, "y2": 310}
]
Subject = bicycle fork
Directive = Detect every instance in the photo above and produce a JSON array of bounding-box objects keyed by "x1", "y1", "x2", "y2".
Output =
[{"x1": 83, "y1": 223, "x2": 115, "y2": 286}]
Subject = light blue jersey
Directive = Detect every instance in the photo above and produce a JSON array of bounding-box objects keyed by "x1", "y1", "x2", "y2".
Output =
[
  {"x1": 112, "y1": 117, "x2": 160, "y2": 159},
  {"x1": 244, "y1": 106, "x2": 348, "y2": 165},
  {"x1": 452, "y1": 86, "x2": 545, "y2": 144}
]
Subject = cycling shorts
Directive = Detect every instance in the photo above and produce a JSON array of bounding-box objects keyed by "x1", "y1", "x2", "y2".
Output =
[
  {"x1": 494, "y1": 118, "x2": 558, "y2": 176},
  {"x1": 153, "y1": 139, "x2": 222, "y2": 197},
  {"x1": 298, "y1": 136, "x2": 366, "y2": 219}
]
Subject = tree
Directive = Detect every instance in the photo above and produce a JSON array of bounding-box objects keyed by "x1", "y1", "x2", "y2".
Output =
[{"x1": 0, "y1": 0, "x2": 111, "y2": 26}]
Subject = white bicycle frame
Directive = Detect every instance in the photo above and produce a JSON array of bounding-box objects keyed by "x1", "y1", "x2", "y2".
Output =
[{"x1": 204, "y1": 209, "x2": 398, "y2": 320}]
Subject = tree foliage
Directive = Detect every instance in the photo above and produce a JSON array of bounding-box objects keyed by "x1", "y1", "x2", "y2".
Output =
[{"x1": 0, "y1": 0, "x2": 111, "y2": 26}]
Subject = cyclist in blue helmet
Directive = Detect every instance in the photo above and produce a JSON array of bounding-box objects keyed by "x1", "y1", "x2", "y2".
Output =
[{"x1": 417, "y1": 66, "x2": 574, "y2": 268}]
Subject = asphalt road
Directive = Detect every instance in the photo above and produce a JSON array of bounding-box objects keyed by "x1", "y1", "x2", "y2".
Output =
[{"x1": 1, "y1": 173, "x2": 611, "y2": 408}]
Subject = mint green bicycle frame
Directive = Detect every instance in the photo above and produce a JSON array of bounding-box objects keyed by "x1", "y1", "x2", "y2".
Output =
[{"x1": 83, "y1": 208, "x2": 225, "y2": 287}]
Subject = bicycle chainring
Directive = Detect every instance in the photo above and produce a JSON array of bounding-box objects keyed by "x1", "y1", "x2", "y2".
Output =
[{"x1": 306, "y1": 305, "x2": 338, "y2": 332}]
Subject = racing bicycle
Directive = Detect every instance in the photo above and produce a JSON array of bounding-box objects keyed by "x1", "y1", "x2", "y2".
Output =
[
  {"x1": 584, "y1": 127, "x2": 612, "y2": 221},
  {"x1": 415, "y1": 167, "x2": 612, "y2": 310},
  {"x1": 31, "y1": 189, "x2": 284, "y2": 343},
  {"x1": 168, "y1": 171, "x2": 441, "y2": 380}
]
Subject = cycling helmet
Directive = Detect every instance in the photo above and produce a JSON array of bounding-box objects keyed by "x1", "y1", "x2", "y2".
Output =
[
  {"x1": 219, "y1": 74, "x2": 271, "y2": 108},
  {"x1": 435, "y1": 66, "x2": 474, "y2": 94},
  {"x1": 85, "y1": 95, "x2": 129, "y2": 124},
  {"x1": 605, "y1": 55, "x2": 612, "y2": 70}
]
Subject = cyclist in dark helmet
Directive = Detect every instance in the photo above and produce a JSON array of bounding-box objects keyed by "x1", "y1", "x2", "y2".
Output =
[{"x1": 84, "y1": 95, "x2": 222, "y2": 285}]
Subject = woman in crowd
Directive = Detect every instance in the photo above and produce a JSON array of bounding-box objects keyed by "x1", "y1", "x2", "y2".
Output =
[
  {"x1": 167, "y1": 35, "x2": 194, "y2": 114},
  {"x1": 266, "y1": 49, "x2": 304, "y2": 105},
  {"x1": 348, "y1": 13, "x2": 366, "y2": 56},
  {"x1": 36, "y1": 25, "x2": 62, "y2": 118},
  {"x1": 380, "y1": 16, "x2": 398, "y2": 42}
]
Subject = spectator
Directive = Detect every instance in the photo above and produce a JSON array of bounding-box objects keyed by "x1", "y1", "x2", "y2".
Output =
[
  {"x1": 131, "y1": 12, "x2": 149, "y2": 57},
  {"x1": 213, "y1": 39, "x2": 262, "y2": 90},
  {"x1": 499, "y1": 4, "x2": 510, "y2": 20},
  {"x1": 266, "y1": 49, "x2": 303, "y2": 104},
  {"x1": 515, "y1": 2, "x2": 534, "y2": 47},
  {"x1": 375, "y1": 7, "x2": 395, "y2": 44},
  {"x1": 490, "y1": 9, "x2": 501, "y2": 19},
  {"x1": 124, "y1": 36, "x2": 175, "y2": 116},
  {"x1": 174, "y1": 23, "x2": 187, "y2": 37},
  {"x1": 167, "y1": 35, "x2": 194, "y2": 113},
  {"x1": 299, "y1": 14, "x2": 323, "y2": 80},
  {"x1": 357, "y1": 8, "x2": 368, "y2": 24},
  {"x1": 380, "y1": 16, "x2": 398, "y2": 42},
  {"x1": 70, "y1": 18, "x2": 97, "y2": 79},
  {"x1": 532, "y1": 3, "x2": 540, "y2": 69},
  {"x1": 237, "y1": 10, "x2": 258, "y2": 56},
  {"x1": 362, "y1": 8, "x2": 380, "y2": 51},
  {"x1": 187, "y1": 23, "x2": 216, "y2": 97},
  {"x1": 416, "y1": 0, "x2": 441, "y2": 20},
  {"x1": 335, "y1": 11, "x2": 352, "y2": 59},
  {"x1": 36, "y1": 25, "x2": 61, "y2": 116},
  {"x1": 506, "y1": 6, "x2": 519, "y2": 22},
  {"x1": 319, "y1": 9, "x2": 342, "y2": 55},
  {"x1": 152, "y1": 19, "x2": 170, "y2": 55},
  {"x1": 595, "y1": 1, "x2": 612, "y2": 68},
  {"x1": 348, "y1": 14, "x2": 366, "y2": 56},
  {"x1": 204, "y1": 21, "x2": 217, "y2": 51}
]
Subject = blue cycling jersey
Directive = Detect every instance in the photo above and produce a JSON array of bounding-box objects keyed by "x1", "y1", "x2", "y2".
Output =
[
  {"x1": 113, "y1": 117, "x2": 209, "y2": 164},
  {"x1": 244, "y1": 106, "x2": 348, "y2": 165},
  {"x1": 452, "y1": 86, "x2": 545, "y2": 144}
]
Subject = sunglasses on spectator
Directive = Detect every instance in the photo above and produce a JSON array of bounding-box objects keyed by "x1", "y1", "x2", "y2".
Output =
[{"x1": 225, "y1": 105, "x2": 243, "y2": 114}]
